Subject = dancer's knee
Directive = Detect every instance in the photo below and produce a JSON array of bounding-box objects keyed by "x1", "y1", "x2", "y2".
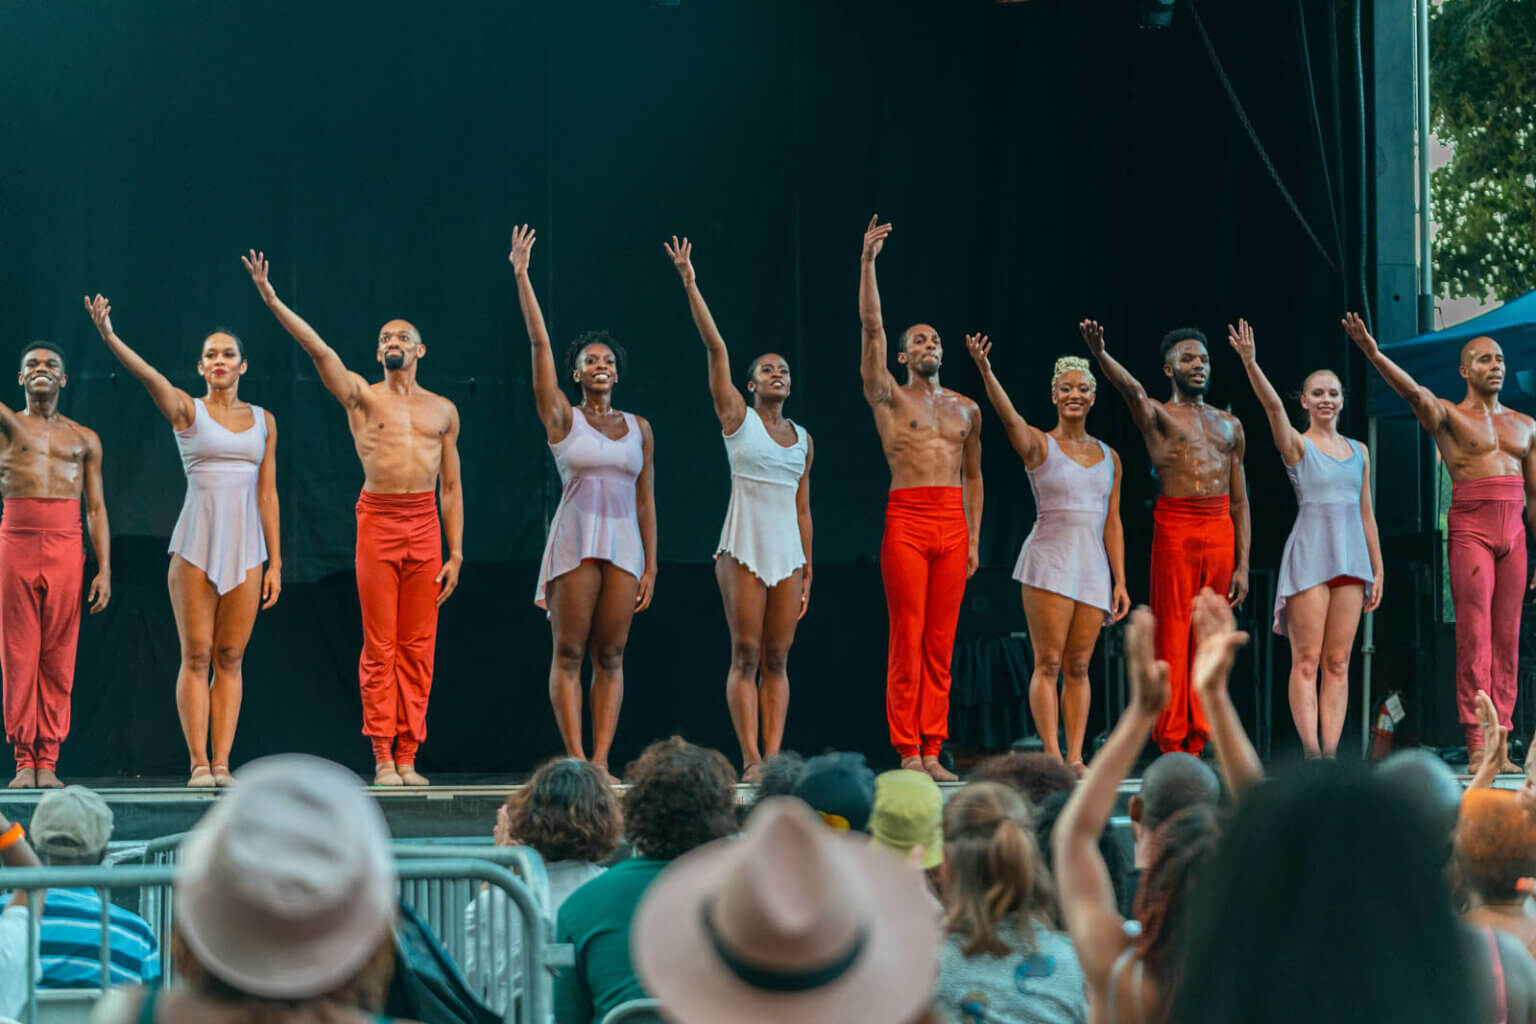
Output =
[
  {"x1": 213, "y1": 645, "x2": 245, "y2": 673},
  {"x1": 761, "y1": 645, "x2": 790, "y2": 677}
]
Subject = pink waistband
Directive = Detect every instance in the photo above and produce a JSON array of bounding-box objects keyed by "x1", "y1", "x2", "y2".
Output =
[
  {"x1": 887, "y1": 486, "x2": 964, "y2": 510},
  {"x1": 1451, "y1": 475, "x2": 1524, "y2": 504},
  {"x1": 1155, "y1": 494, "x2": 1230, "y2": 517},
  {"x1": 0, "y1": 497, "x2": 82, "y2": 533},
  {"x1": 357, "y1": 490, "x2": 437, "y2": 513}
]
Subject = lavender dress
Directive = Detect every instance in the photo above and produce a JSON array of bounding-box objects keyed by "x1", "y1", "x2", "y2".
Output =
[
  {"x1": 1013, "y1": 435, "x2": 1115, "y2": 620},
  {"x1": 1273, "y1": 436, "x2": 1376, "y2": 635},
  {"x1": 535, "y1": 411, "x2": 646, "y2": 609},
  {"x1": 169, "y1": 399, "x2": 268, "y2": 595}
]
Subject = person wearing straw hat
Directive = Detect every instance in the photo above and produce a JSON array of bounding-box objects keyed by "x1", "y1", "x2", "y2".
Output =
[
  {"x1": 632, "y1": 796, "x2": 941, "y2": 1024},
  {"x1": 92, "y1": 754, "x2": 409, "y2": 1024}
]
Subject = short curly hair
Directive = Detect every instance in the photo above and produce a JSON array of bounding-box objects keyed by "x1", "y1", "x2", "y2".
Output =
[
  {"x1": 564, "y1": 330, "x2": 628, "y2": 386},
  {"x1": 504, "y1": 757, "x2": 623, "y2": 864},
  {"x1": 622, "y1": 736, "x2": 738, "y2": 860},
  {"x1": 1456, "y1": 788, "x2": 1536, "y2": 902}
]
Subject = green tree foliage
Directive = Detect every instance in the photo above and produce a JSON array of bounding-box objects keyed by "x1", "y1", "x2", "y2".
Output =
[{"x1": 1429, "y1": 0, "x2": 1536, "y2": 301}]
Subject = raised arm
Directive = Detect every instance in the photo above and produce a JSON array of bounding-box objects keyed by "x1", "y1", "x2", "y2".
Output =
[
  {"x1": 962, "y1": 403, "x2": 983, "y2": 579},
  {"x1": 965, "y1": 334, "x2": 1046, "y2": 467},
  {"x1": 1054, "y1": 606, "x2": 1167, "y2": 994},
  {"x1": 1190, "y1": 587, "x2": 1262, "y2": 800},
  {"x1": 81, "y1": 428, "x2": 111, "y2": 614},
  {"x1": 1227, "y1": 421, "x2": 1251, "y2": 606},
  {"x1": 1468, "y1": 690, "x2": 1508, "y2": 790},
  {"x1": 634, "y1": 416, "x2": 658, "y2": 612},
  {"x1": 1360, "y1": 444, "x2": 1385, "y2": 613},
  {"x1": 1342, "y1": 312, "x2": 1448, "y2": 432},
  {"x1": 242, "y1": 251, "x2": 367, "y2": 410},
  {"x1": 434, "y1": 403, "x2": 464, "y2": 607},
  {"x1": 664, "y1": 236, "x2": 746, "y2": 433},
  {"x1": 83, "y1": 295, "x2": 196, "y2": 430},
  {"x1": 797, "y1": 434, "x2": 814, "y2": 620},
  {"x1": 508, "y1": 225, "x2": 573, "y2": 442},
  {"x1": 1079, "y1": 319, "x2": 1161, "y2": 435},
  {"x1": 859, "y1": 216, "x2": 897, "y2": 407},
  {"x1": 257, "y1": 410, "x2": 282, "y2": 611},
  {"x1": 1104, "y1": 449, "x2": 1131, "y2": 621},
  {"x1": 1228, "y1": 319, "x2": 1304, "y2": 465}
]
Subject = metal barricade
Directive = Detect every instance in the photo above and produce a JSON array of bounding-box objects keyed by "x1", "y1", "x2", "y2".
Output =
[{"x1": 1, "y1": 857, "x2": 547, "y2": 1024}]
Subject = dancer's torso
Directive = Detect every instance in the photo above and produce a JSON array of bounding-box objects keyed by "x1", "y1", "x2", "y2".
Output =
[
  {"x1": 1288, "y1": 435, "x2": 1362, "y2": 506},
  {"x1": 0, "y1": 410, "x2": 92, "y2": 500},
  {"x1": 725, "y1": 408, "x2": 806, "y2": 492},
  {"x1": 1027, "y1": 434, "x2": 1112, "y2": 515},
  {"x1": 176, "y1": 399, "x2": 265, "y2": 485},
  {"x1": 551, "y1": 409, "x2": 644, "y2": 490},
  {"x1": 345, "y1": 383, "x2": 455, "y2": 494},
  {"x1": 1429, "y1": 400, "x2": 1536, "y2": 483},
  {"x1": 1140, "y1": 401, "x2": 1240, "y2": 499},
  {"x1": 871, "y1": 383, "x2": 977, "y2": 490}
]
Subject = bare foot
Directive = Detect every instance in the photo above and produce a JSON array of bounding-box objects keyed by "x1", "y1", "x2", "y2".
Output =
[
  {"x1": 373, "y1": 761, "x2": 404, "y2": 787},
  {"x1": 36, "y1": 769, "x2": 62, "y2": 789},
  {"x1": 741, "y1": 761, "x2": 764, "y2": 785},
  {"x1": 188, "y1": 766, "x2": 216, "y2": 789},
  {"x1": 591, "y1": 762, "x2": 620, "y2": 786},
  {"x1": 900, "y1": 755, "x2": 925, "y2": 773},
  {"x1": 210, "y1": 765, "x2": 235, "y2": 787},
  {"x1": 397, "y1": 765, "x2": 431, "y2": 787},
  {"x1": 921, "y1": 756, "x2": 958, "y2": 783},
  {"x1": 1501, "y1": 757, "x2": 1521, "y2": 775},
  {"x1": 7, "y1": 769, "x2": 35, "y2": 790}
]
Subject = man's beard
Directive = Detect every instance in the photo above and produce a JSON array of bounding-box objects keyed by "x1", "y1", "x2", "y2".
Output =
[
  {"x1": 384, "y1": 352, "x2": 405, "y2": 370},
  {"x1": 1174, "y1": 373, "x2": 1208, "y2": 397}
]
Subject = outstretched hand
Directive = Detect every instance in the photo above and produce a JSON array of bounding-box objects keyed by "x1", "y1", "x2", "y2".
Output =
[
  {"x1": 508, "y1": 224, "x2": 536, "y2": 275},
  {"x1": 83, "y1": 294, "x2": 114, "y2": 339},
  {"x1": 1125, "y1": 605, "x2": 1171, "y2": 716},
  {"x1": 1191, "y1": 587, "x2": 1250, "y2": 703},
  {"x1": 1341, "y1": 312, "x2": 1377, "y2": 356},
  {"x1": 1078, "y1": 319, "x2": 1106, "y2": 358},
  {"x1": 435, "y1": 556, "x2": 462, "y2": 607},
  {"x1": 663, "y1": 235, "x2": 696, "y2": 287},
  {"x1": 242, "y1": 250, "x2": 275, "y2": 302},
  {"x1": 965, "y1": 333, "x2": 992, "y2": 373},
  {"x1": 862, "y1": 215, "x2": 892, "y2": 262},
  {"x1": 1227, "y1": 318, "x2": 1257, "y2": 364}
]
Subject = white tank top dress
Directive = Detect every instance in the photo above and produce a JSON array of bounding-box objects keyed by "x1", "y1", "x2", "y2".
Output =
[
  {"x1": 1272, "y1": 436, "x2": 1375, "y2": 635},
  {"x1": 168, "y1": 398, "x2": 269, "y2": 595},
  {"x1": 715, "y1": 407, "x2": 809, "y2": 587},
  {"x1": 1012, "y1": 435, "x2": 1115, "y2": 620},
  {"x1": 534, "y1": 410, "x2": 646, "y2": 609}
]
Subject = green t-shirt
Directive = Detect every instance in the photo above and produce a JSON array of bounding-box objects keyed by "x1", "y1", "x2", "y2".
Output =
[{"x1": 552, "y1": 856, "x2": 669, "y2": 1024}]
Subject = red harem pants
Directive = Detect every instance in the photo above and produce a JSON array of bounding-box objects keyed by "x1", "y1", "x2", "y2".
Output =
[
  {"x1": 1150, "y1": 495, "x2": 1234, "y2": 755},
  {"x1": 0, "y1": 498, "x2": 84, "y2": 772},
  {"x1": 1448, "y1": 476, "x2": 1527, "y2": 743},
  {"x1": 882, "y1": 487, "x2": 969, "y2": 759},
  {"x1": 356, "y1": 491, "x2": 442, "y2": 763}
]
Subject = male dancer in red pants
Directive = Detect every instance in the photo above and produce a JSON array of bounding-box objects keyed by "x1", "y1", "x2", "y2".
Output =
[
  {"x1": 1349, "y1": 313, "x2": 1536, "y2": 774},
  {"x1": 859, "y1": 216, "x2": 983, "y2": 781},
  {"x1": 245, "y1": 252, "x2": 464, "y2": 787},
  {"x1": 1083, "y1": 321, "x2": 1250, "y2": 754},
  {"x1": 0, "y1": 343, "x2": 111, "y2": 788}
]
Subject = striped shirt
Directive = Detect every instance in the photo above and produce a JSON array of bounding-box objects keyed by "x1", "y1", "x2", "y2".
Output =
[{"x1": 38, "y1": 888, "x2": 161, "y2": 988}]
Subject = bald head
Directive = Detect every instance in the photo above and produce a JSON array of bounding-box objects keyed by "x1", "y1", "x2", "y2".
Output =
[
  {"x1": 1139, "y1": 753, "x2": 1220, "y2": 830},
  {"x1": 1458, "y1": 335, "x2": 1506, "y2": 396},
  {"x1": 1461, "y1": 335, "x2": 1501, "y2": 366},
  {"x1": 1376, "y1": 749, "x2": 1462, "y2": 843}
]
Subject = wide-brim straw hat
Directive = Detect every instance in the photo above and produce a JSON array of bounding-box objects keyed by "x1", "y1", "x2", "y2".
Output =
[
  {"x1": 174, "y1": 754, "x2": 397, "y2": 1000},
  {"x1": 632, "y1": 797, "x2": 939, "y2": 1024}
]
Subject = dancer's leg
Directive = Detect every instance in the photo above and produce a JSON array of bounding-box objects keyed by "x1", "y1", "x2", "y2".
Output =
[
  {"x1": 391, "y1": 550, "x2": 442, "y2": 781},
  {"x1": 717, "y1": 555, "x2": 769, "y2": 772},
  {"x1": 1060, "y1": 601, "x2": 1103, "y2": 767},
  {"x1": 1021, "y1": 585, "x2": 1075, "y2": 761},
  {"x1": 882, "y1": 508, "x2": 931, "y2": 761},
  {"x1": 1448, "y1": 517, "x2": 1497, "y2": 754},
  {"x1": 547, "y1": 562, "x2": 603, "y2": 761},
  {"x1": 1149, "y1": 510, "x2": 1199, "y2": 753},
  {"x1": 1488, "y1": 514, "x2": 1527, "y2": 737},
  {"x1": 917, "y1": 516, "x2": 969, "y2": 768},
  {"x1": 355, "y1": 535, "x2": 403, "y2": 768},
  {"x1": 1284, "y1": 583, "x2": 1329, "y2": 759},
  {"x1": 0, "y1": 528, "x2": 42, "y2": 781},
  {"x1": 758, "y1": 568, "x2": 805, "y2": 762},
  {"x1": 32, "y1": 531, "x2": 82, "y2": 779},
  {"x1": 587, "y1": 562, "x2": 640, "y2": 778},
  {"x1": 167, "y1": 555, "x2": 219, "y2": 772},
  {"x1": 207, "y1": 566, "x2": 263, "y2": 773},
  {"x1": 1318, "y1": 583, "x2": 1364, "y2": 758}
]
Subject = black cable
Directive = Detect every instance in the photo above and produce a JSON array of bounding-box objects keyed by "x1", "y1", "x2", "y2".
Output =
[
  {"x1": 1182, "y1": 0, "x2": 1342, "y2": 275},
  {"x1": 1295, "y1": 0, "x2": 1347, "y2": 271},
  {"x1": 1353, "y1": 0, "x2": 1373, "y2": 334}
]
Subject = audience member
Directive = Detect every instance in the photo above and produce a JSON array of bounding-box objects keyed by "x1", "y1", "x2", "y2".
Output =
[
  {"x1": 92, "y1": 754, "x2": 406, "y2": 1024},
  {"x1": 0, "y1": 809, "x2": 42, "y2": 1020},
  {"x1": 869, "y1": 769, "x2": 943, "y2": 870},
  {"x1": 1121, "y1": 753, "x2": 1219, "y2": 916},
  {"x1": 1459, "y1": 788, "x2": 1536, "y2": 958},
  {"x1": 1032, "y1": 790, "x2": 1133, "y2": 923},
  {"x1": 935, "y1": 782, "x2": 1086, "y2": 1024},
  {"x1": 970, "y1": 752, "x2": 1075, "y2": 807},
  {"x1": 755, "y1": 750, "x2": 806, "y2": 800},
  {"x1": 790, "y1": 751, "x2": 876, "y2": 832},
  {"x1": 632, "y1": 797, "x2": 940, "y2": 1024},
  {"x1": 464, "y1": 758, "x2": 621, "y2": 1013},
  {"x1": 552, "y1": 736, "x2": 736, "y2": 1024}
]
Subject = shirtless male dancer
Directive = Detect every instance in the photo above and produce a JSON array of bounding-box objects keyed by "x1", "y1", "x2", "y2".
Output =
[
  {"x1": 245, "y1": 251, "x2": 463, "y2": 787},
  {"x1": 0, "y1": 343, "x2": 110, "y2": 788},
  {"x1": 859, "y1": 216, "x2": 982, "y2": 782},
  {"x1": 1081, "y1": 320, "x2": 1249, "y2": 755},
  {"x1": 1348, "y1": 313, "x2": 1535, "y2": 774}
]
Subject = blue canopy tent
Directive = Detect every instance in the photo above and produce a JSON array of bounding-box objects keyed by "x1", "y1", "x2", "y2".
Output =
[{"x1": 1371, "y1": 289, "x2": 1536, "y2": 415}]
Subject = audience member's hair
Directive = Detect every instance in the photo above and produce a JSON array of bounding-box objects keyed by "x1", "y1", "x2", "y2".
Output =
[
  {"x1": 1173, "y1": 761, "x2": 1478, "y2": 1023},
  {"x1": 1139, "y1": 753, "x2": 1220, "y2": 831},
  {"x1": 1133, "y1": 803, "x2": 1220, "y2": 995},
  {"x1": 171, "y1": 929, "x2": 395, "y2": 1013},
  {"x1": 943, "y1": 783, "x2": 1057, "y2": 956},
  {"x1": 756, "y1": 751, "x2": 806, "y2": 800},
  {"x1": 1034, "y1": 790, "x2": 1131, "y2": 914},
  {"x1": 970, "y1": 752, "x2": 1075, "y2": 807},
  {"x1": 1377, "y1": 749, "x2": 1464, "y2": 852},
  {"x1": 623, "y1": 736, "x2": 738, "y2": 860},
  {"x1": 505, "y1": 757, "x2": 622, "y2": 863},
  {"x1": 1457, "y1": 788, "x2": 1536, "y2": 903}
]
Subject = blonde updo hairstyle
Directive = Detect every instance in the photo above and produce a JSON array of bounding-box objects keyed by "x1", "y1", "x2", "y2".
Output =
[{"x1": 1051, "y1": 355, "x2": 1096, "y2": 396}]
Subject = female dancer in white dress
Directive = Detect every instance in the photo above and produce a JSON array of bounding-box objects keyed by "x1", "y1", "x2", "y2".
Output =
[
  {"x1": 511, "y1": 226, "x2": 657, "y2": 783},
  {"x1": 665, "y1": 237, "x2": 812, "y2": 782},
  {"x1": 968, "y1": 336, "x2": 1129, "y2": 770},
  {"x1": 1228, "y1": 319, "x2": 1382, "y2": 758},
  {"x1": 85, "y1": 295, "x2": 280, "y2": 787}
]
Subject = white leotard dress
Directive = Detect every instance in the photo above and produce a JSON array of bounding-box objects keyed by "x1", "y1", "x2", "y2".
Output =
[
  {"x1": 168, "y1": 398, "x2": 269, "y2": 595},
  {"x1": 715, "y1": 407, "x2": 809, "y2": 586}
]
